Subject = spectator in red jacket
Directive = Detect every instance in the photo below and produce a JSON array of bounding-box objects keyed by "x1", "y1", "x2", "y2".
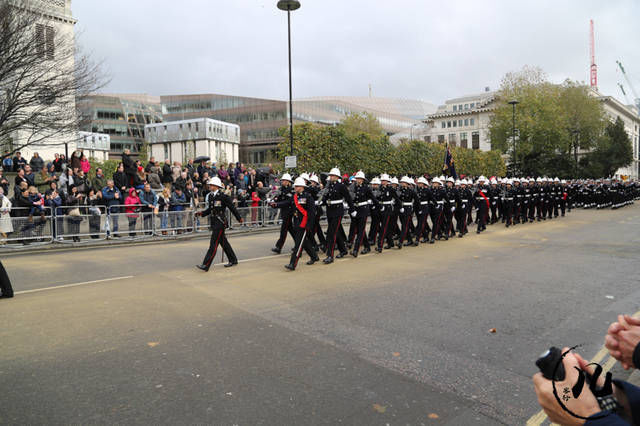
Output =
[
  {"x1": 124, "y1": 188, "x2": 141, "y2": 237},
  {"x1": 251, "y1": 190, "x2": 261, "y2": 225}
]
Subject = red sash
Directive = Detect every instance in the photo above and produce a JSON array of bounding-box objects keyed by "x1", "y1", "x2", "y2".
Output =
[
  {"x1": 293, "y1": 193, "x2": 308, "y2": 228},
  {"x1": 478, "y1": 190, "x2": 490, "y2": 209}
]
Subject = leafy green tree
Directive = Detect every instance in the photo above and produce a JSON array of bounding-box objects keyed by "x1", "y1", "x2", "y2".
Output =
[
  {"x1": 582, "y1": 117, "x2": 633, "y2": 178},
  {"x1": 489, "y1": 66, "x2": 607, "y2": 177},
  {"x1": 341, "y1": 112, "x2": 387, "y2": 140}
]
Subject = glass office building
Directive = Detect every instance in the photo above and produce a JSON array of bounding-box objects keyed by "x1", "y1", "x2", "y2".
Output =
[
  {"x1": 77, "y1": 94, "x2": 163, "y2": 158},
  {"x1": 161, "y1": 94, "x2": 436, "y2": 165},
  {"x1": 161, "y1": 94, "x2": 287, "y2": 164}
]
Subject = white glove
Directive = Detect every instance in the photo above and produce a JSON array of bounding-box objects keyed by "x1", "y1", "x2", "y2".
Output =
[
  {"x1": 350, "y1": 211, "x2": 357, "y2": 218},
  {"x1": 400, "y1": 208, "x2": 405, "y2": 213},
  {"x1": 451, "y1": 207, "x2": 455, "y2": 212}
]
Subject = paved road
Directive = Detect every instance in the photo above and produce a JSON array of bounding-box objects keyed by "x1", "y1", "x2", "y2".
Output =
[{"x1": 1, "y1": 205, "x2": 639, "y2": 425}]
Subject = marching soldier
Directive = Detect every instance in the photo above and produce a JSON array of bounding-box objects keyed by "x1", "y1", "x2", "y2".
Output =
[
  {"x1": 350, "y1": 171, "x2": 377, "y2": 257},
  {"x1": 368, "y1": 177, "x2": 382, "y2": 246},
  {"x1": 443, "y1": 177, "x2": 458, "y2": 240},
  {"x1": 308, "y1": 174, "x2": 326, "y2": 251},
  {"x1": 502, "y1": 179, "x2": 515, "y2": 227},
  {"x1": 415, "y1": 176, "x2": 433, "y2": 244},
  {"x1": 285, "y1": 177, "x2": 320, "y2": 271},
  {"x1": 321, "y1": 168, "x2": 354, "y2": 264},
  {"x1": 521, "y1": 178, "x2": 531, "y2": 223},
  {"x1": 474, "y1": 176, "x2": 490, "y2": 233},
  {"x1": 376, "y1": 174, "x2": 399, "y2": 252},
  {"x1": 527, "y1": 178, "x2": 537, "y2": 222},
  {"x1": 430, "y1": 177, "x2": 447, "y2": 243},
  {"x1": 271, "y1": 173, "x2": 295, "y2": 254},
  {"x1": 489, "y1": 178, "x2": 499, "y2": 224},
  {"x1": 196, "y1": 177, "x2": 244, "y2": 271},
  {"x1": 397, "y1": 176, "x2": 419, "y2": 248}
]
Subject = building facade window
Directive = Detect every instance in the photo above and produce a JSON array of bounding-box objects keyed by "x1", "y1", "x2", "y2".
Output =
[
  {"x1": 458, "y1": 119, "x2": 463, "y2": 127},
  {"x1": 464, "y1": 104, "x2": 469, "y2": 110},
  {"x1": 425, "y1": 135, "x2": 431, "y2": 143},
  {"x1": 438, "y1": 134, "x2": 445, "y2": 143},
  {"x1": 472, "y1": 131, "x2": 480, "y2": 149},
  {"x1": 460, "y1": 132, "x2": 468, "y2": 148},
  {"x1": 453, "y1": 121, "x2": 457, "y2": 127},
  {"x1": 453, "y1": 105, "x2": 457, "y2": 111},
  {"x1": 470, "y1": 118, "x2": 475, "y2": 126},
  {"x1": 470, "y1": 103, "x2": 475, "y2": 108},
  {"x1": 464, "y1": 118, "x2": 469, "y2": 126},
  {"x1": 35, "y1": 24, "x2": 55, "y2": 59},
  {"x1": 449, "y1": 133, "x2": 456, "y2": 143},
  {"x1": 447, "y1": 121, "x2": 451, "y2": 128},
  {"x1": 441, "y1": 122, "x2": 446, "y2": 129}
]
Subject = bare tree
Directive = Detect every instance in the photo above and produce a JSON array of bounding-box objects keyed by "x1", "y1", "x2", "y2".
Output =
[{"x1": 0, "y1": 0, "x2": 106, "y2": 157}]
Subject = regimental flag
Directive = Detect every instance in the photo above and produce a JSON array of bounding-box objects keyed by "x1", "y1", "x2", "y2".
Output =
[{"x1": 442, "y1": 143, "x2": 458, "y2": 180}]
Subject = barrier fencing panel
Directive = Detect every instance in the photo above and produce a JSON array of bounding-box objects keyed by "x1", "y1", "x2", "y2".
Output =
[
  {"x1": 153, "y1": 204, "x2": 194, "y2": 236},
  {"x1": 0, "y1": 207, "x2": 53, "y2": 246},
  {"x1": 57, "y1": 205, "x2": 108, "y2": 242}
]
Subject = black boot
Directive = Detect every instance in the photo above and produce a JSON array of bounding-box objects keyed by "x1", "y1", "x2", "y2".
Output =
[
  {"x1": 284, "y1": 264, "x2": 295, "y2": 271},
  {"x1": 271, "y1": 247, "x2": 281, "y2": 254},
  {"x1": 224, "y1": 262, "x2": 238, "y2": 268},
  {"x1": 336, "y1": 251, "x2": 347, "y2": 259},
  {"x1": 307, "y1": 257, "x2": 319, "y2": 265},
  {"x1": 323, "y1": 256, "x2": 334, "y2": 264},
  {"x1": 361, "y1": 247, "x2": 371, "y2": 254},
  {"x1": 196, "y1": 264, "x2": 209, "y2": 272}
]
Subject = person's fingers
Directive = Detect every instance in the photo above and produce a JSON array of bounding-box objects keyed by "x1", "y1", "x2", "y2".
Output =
[
  {"x1": 624, "y1": 315, "x2": 640, "y2": 327},
  {"x1": 605, "y1": 334, "x2": 620, "y2": 351},
  {"x1": 619, "y1": 314, "x2": 631, "y2": 330},
  {"x1": 561, "y1": 348, "x2": 581, "y2": 384},
  {"x1": 608, "y1": 322, "x2": 623, "y2": 335}
]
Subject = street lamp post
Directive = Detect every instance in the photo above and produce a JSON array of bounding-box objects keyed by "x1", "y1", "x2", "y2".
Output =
[
  {"x1": 508, "y1": 100, "x2": 519, "y2": 174},
  {"x1": 572, "y1": 129, "x2": 580, "y2": 178},
  {"x1": 277, "y1": 0, "x2": 301, "y2": 157}
]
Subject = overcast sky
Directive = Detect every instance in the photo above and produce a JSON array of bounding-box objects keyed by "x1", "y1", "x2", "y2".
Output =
[{"x1": 73, "y1": 0, "x2": 640, "y2": 106}]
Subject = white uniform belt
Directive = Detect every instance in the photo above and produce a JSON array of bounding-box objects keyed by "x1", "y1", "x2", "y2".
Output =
[
  {"x1": 356, "y1": 201, "x2": 369, "y2": 207},
  {"x1": 402, "y1": 202, "x2": 413, "y2": 206},
  {"x1": 525, "y1": 194, "x2": 531, "y2": 197},
  {"x1": 503, "y1": 197, "x2": 513, "y2": 200},
  {"x1": 461, "y1": 199, "x2": 468, "y2": 202},
  {"x1": 328, "y1": 199, "x2": 344, "y2": 205},
  {"x1": 420, "y1": 201, "x2": 429, "y2": 205},
  {"x1": 436, "y1": 200, "x2": 445, "y2": 204},
  {"x1": 381, "y1": 201, "x2": 393, "y2": 205},
  {"x1": 476, "y1": 197, "x2": 485, "y2": 200}
]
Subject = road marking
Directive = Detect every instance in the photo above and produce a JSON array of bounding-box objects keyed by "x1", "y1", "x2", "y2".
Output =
[
  {"x1": 526, "y1": 310, "x2": 640, "y2": 425},
  {"x1": 15, "y1": 276, "x2": 134, "y2": 295}
]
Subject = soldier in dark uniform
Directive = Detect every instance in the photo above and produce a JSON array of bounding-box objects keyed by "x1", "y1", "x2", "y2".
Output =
[
  {"x1": 321, "y1": 168, "x2": 354, "y2": 264},
  {"x1": 397, "y1": 176, "x2": 419, "y2": 248},
  {"x1": 443, "y1": 177, "x2": 458, "y2": 240},
  {"x1": 512, "y1": 178, "x2": 522, "y2": 224},
  {"x1": 415, "y1": 176, "x2": 433, "y2": 243},
  {"x1": 367, "y1": 177, "x2": 382, "y2": 245},
  {"x1": 559, "y1": 179, "x2": 568, "y2": 216},
  {"x1": 350, "y1": 171, "x2": 377, "y2": 257},
  {"x1": 430, "y1": 177, "x2": 447, "y2": 243},
  {"x1": 376, "y1": 174, "x2": 399, "y2": 252},
  {"x1": 196, "y1": 177, "x2": 244, "y2": 271},
  {"x1": 0, "y1": 259, "x2": 14, "y2": 299},
  {"x1": 455, "y1": 179, "x2": 469, "y2": 238},
  {"x1": 270, "y1": 173, "x2": 295, "y2": 254},
  {"x1": 474, "y1": 176, "x2": 490, "y2": 233},
  {"x1": 285, "y1": 177, "x2": 320, "y2": 271},
  {"x1": 521, "y1": 179, "x2": 531, "y2": 223},
  {"x1": 489, "y1": 178, "x2": 499, "y2": 224},
  {"x1": 527, "y1": 178, "x2": 537, "y2": 222},
  {"x1": 502, "y1": 179, "x2": 515, "y2": 227}
]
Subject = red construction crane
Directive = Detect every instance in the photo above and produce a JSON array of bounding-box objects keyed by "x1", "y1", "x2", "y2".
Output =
[{"x1": 590, "y1": 19, "x2": 598, "y2": 90}]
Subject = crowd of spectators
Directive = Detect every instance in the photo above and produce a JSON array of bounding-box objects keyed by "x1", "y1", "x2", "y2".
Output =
[{"x1": 0, "y1": 149, "x2": 280, "y2": 243}]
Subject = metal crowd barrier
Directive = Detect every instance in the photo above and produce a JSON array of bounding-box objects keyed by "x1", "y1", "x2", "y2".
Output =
[
  {"x1": 0, "y1": 207, "x2": 53, "y2": 246},
  {"x1": 0, "y1": 198, "x2": 334, "y2": 249}
]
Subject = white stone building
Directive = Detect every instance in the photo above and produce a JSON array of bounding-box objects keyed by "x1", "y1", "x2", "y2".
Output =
[
  {"x1": 77, "y1": 132, "x2": 110, "y2": 162},
  {"x1": 145, "y1": 118, "x2": 240, "y2": 165},
  {"x1": 422, "y1": 90, "x2": 496, "y2": 151},
  {"x1": 9, "y1": 0, "x2": 79, "y2": 162},
  {"x1": 591, "y1": 90, "x2": 640, "y2": 180}
]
